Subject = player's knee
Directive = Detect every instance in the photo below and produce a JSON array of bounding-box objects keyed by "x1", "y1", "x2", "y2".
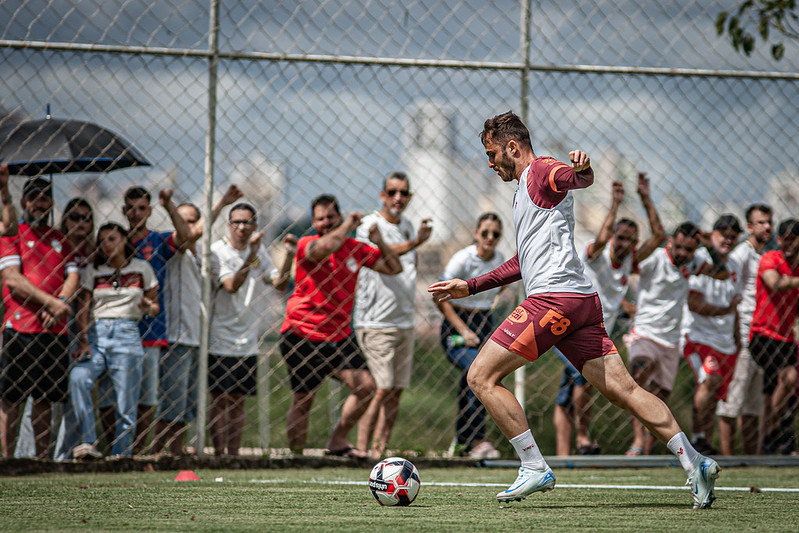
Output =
[
  {"x1": 465, "y1": 365, "x2": 488, "y2": 399},
  {"x1": 781, "y1": 366, "x2": 797, "y2": 388}
]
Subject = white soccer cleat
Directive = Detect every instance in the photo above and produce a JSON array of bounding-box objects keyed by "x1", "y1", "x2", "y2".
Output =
[
  {"x1": 688, "y1": 455, "x2": 720, "y2": 509},
  {"x1": 496, "y1": 466, "x2": 556, "y2": 502}
]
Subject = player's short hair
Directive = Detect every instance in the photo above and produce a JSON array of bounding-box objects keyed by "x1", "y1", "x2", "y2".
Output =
[
  {"x1": 384, "y1": 171, "x2": 410, "y2": 191},
  {"x1": 777, "y1": 218, "x2": 799, "y2": 237},
  {"x1": 673, "y1": 221, "x2": 700, "y2": 240},
  {"x1": 311, "y1": 194, "x2": 340, "y2": 216},
  {"x1": 713, "y1": 214, "x2": 743, "y2": 233},
  {"x1": 614, "y1": 218, "x2": 638, "y2": 233},
  {"x1": 480, "y1": 111, "x2": 533, "y2": 151},
  {"x1": 123, "y1": 186, "x2": 151, "y2": 203},
  {"x1": 476, "y1": 212, "x2": 502, "y2": 231},
  {"x1": 177, "y1": 202, "x2": 201, "y2": 219},
  {"x1": 745, "y1": 203, "x2": 772, "y2": 223}
]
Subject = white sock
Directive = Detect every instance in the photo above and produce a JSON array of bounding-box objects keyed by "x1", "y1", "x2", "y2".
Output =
[
  {"x1": 509, "y1": 429, "x2": 547, "y2": 470},
  {"x1": 667, "y1": 432, "x2": 700, "y2": 476}
]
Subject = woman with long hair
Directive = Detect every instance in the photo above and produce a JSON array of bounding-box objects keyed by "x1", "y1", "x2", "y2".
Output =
[{"x1": 68, "y1": 222, "x2": 159, "y2": 459}]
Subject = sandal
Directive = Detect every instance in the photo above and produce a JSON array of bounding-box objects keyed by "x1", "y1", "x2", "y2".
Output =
[
  {"x1": 324, "y1": 446, "x2": 368, "y2": 459},
  {"x1": 625, "y1": 446, "x2": 644, "y2": 456}
]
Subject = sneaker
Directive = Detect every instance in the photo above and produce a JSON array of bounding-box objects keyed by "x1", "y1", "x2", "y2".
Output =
[
  {"x1": 496, "y1": 466, "x2": 556, "y2": 502},
  {"x1": 73, "y1": 443, "x2": 103, "y2": 461},
  {"x1": 469, "y1": 441, "x2": 501, "y2": 460},
  {"x1": 688, "y1": 455, "x2": 720, "y2": 509}
]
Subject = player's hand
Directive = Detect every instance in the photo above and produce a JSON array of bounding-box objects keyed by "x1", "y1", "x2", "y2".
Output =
[
  {"x1": 138, "y1": 296, "x2": 156, "y2": 315},
  {"x1": 249, "y1": 230, "x2": 264, "y2": 252},
  {"x1": 282, "y1": 233, "x2": 298, "y2": 252},
  {"x1": 158, "y1": 189, "x2": 174, "y2": 207},
  {"x1": 569, "y1": 150, "x2": 590, "y2": 172},
  {"x1": 43, "y1": 296, "x2": 72, "y2": 325},
  {"x1": 221, "y1": 184, "x2": 244, "y2": 206},
  {"x1": 727, "y1": 294, "x2": 742, "y2": 313},
  {"x1": 344, "y1": 212, "x2": 363, "y2": 232},
  {"x1": 611, "y1": 181, "x2": 624, "y2": 205},
  {"x1": 73, "y1": 342, "x2": 92, "y2": 362},
  {"x1": 462, "y1": 329, "x2": 480, "y2": 347},
  {"x1": 428, "y1": 278, "x2": 469, "y2": 302},
  {"x1": 637, "y1": 172, "x2": 651, "y2": 198},
  {"x1": 416, "y1": 218, "x2": 433, "y2": 245}
]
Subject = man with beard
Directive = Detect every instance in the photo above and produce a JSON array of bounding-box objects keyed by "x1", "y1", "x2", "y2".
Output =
[
  {"x1": 428, "y1": 111, "x2": 720, "y2": 510},
  {"x1": 280, "y1": 194, "x2": 402, "y2": 458},
  {"x1": 750, "y1": 218, "x2": 799, "y2": 454},
  {"x1": 716, "y1": 204, "x2": 773, "y2": 455},
  {"x1": 683, "y1": 215, "x2": 743, "y2": 455},
  {"x1": 0, "y1": 177, "x2": 78, "y2": 458}
]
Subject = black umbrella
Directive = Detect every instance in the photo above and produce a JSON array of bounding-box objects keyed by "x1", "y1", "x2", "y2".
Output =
[{"x1": 0, "y1": 118, "x2": 150, "y2": 176}]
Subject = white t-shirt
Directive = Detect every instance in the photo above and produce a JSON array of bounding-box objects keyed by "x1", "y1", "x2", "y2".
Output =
[
  {"x1": 165, "y1": 248, "x2": 202, "y2": 347},
  {"x1": 685, "y1": 255, "x2": 742, "y2": 354},
  {"x1": 441, "y1": 244, "x2": 506, "y2": 310},
  {"x1": 581, "y1": 241, "x2": 635, "y2": 332},
  {"x1": 728, "y1": 239, "x2": 762, "y2": 339},
  {"x1": 633, "y1": 247, "x2": 707, "y2": 347},
  {"x1": 209, "y1": 238, "x2": 277, "y2": 357},
  {"x1": 81, "y1": 258, "x2": 158, "y2": 320},
  {"x1": 353, "y1": 211, "x2": 417, "y2": 329}
]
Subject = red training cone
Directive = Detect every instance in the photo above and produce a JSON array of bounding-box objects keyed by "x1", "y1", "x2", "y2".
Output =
[{"x1": 174, "y1": 470, "x2": 201, "y2": 482}]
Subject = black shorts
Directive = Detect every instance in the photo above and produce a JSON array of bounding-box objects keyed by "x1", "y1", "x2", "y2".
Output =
[
  {"x1": 0, "y1": 329, "x2": 70, "y2": 403},
  {"x1": 280, "y1": 331, "x2": 368, "y2": 393},
  {"x1": 749, "y1": 335, "x2": 798, "y2": 395},
  {"x1": 208, "y1": 354, "x2": 257, "y2": 395}
]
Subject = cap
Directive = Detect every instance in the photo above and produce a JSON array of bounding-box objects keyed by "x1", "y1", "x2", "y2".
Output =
[
  {"x1": 777, "y1": 218, "x2": 799, "y2": 237},
  {"x1": 713, "y1": 214, "x2": 742, "y2": 233},
  {"x1": 22, "y1": 177, "x2": 52, "y2": 199}
]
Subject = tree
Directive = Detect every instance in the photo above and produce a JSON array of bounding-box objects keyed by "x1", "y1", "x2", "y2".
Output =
[{"x1": 716, "y1": 0, "x2": 798, "y2": 60}]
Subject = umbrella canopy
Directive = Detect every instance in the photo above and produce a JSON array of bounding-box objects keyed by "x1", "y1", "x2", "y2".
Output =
[{"x1": 0, "y1": 118, "x2": 150, "y2": 176}]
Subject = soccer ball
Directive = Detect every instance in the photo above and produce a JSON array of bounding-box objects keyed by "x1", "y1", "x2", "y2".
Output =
[{"x1": 368, "y1": 457, "x2": 421, "y2": 506}]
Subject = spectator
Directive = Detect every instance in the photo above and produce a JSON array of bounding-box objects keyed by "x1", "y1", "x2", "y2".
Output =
[
  {"x1": 280, "y1": 194, "x2": 401, "y2": 457},
  {"x1": 435, "y1": 213, "x2": 506, "y2": 459},
  {"x1": 0, "y1": 176, "x2": 77, "y2": 458},
  {"x1": 353, "y1": 171, "x2": 432, "y2": 458},
  {"x1": 69, "y1": 223, "x2": 159, "y2": 459},
  {"x1": 0, "y1": 163, "x2": 18, "y2": 236},
  {"x1": 151, "y1": 185, "x2": 243, "y2": 456},
  {"x1": 624, "y1": 222, "x2": 712, "y2": 455},
  {"x1": 554, "y1": 173, "x2": 665, "y2": 456},
  {"x1": 683, "y1": 215, "x2": 743, "y2": 455},
  {"x1": 749, "y1": 218, "x2": 799, "y2": 454},
  {"x1": 118, "y1": 186, "x2": 191, "y2": 453},
  {"x1": 209, "y1": 202, "x2": 293, "y2": 456},
  {"x1": 716, "y1": 204, "x2": 773, "y2": 455}
]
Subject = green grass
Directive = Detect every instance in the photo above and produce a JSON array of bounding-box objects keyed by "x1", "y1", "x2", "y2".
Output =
[{"x1": 1, "y1": 466, "x2": 796, "y2": 532}]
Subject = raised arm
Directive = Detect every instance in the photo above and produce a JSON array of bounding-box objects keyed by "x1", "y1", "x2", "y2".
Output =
[
  {"x1": 305, "y1": 212, "x2": 362, "y2": 263},
  {"x1": 160, "y1": 189, "x2": 193, "y2": 249},
  {"x1": 388, "y1": 218, "x2": 433, "y2": 256},
  {"x1": 634, "y1": 172, "x2": 666, "y2": 262},
  {"x1": 367, "y1": 224, "x2": 402, "y2": 275},
  {"x1": 271, "y1": 234, "x2": 298, "y2": 291},
  {"x1": 0, "y1": 164, "x2": 18, "y2": 236},
  {"x1": 586, "y1": 181, "x2": 624, "y2": 260},
  {"x1": 222, "y1": 230, "x2": 264, "y2": 293}
]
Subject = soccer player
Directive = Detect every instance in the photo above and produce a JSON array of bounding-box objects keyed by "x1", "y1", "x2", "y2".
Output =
[{"x1": 428, "y1": 111, "x2": 719, "y2": 509}]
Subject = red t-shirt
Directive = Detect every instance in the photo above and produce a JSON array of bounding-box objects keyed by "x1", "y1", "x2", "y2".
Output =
[
  {"x1": 750, "y1": 250, "x2": 799, "y2": 343},
  {"x1": 281, "y1": 235, "x2": 381, "y2": 342},
  {"x1": 0, "y1": 224, "x2": 76, "y2": 334}
]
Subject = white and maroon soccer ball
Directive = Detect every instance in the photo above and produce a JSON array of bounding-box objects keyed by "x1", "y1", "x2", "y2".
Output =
[{"x1": 368, "y1": 457, "x2": 421, "y2": 506}]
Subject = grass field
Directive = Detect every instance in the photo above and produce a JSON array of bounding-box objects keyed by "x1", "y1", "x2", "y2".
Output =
[{"x1": 2, "y1": 466, "x2": 796, "y2": 532}]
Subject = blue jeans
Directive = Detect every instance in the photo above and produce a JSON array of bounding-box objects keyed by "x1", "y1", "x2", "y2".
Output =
[
  {"x1": 446, "y1": 346, "x2": 485, "y2": 447},
  {"x1": 555, "y1": 347, "x2": 587, "y2": 408},
  {"x1": 68, "y1": 319, "x2": 144, "y2": 457}
]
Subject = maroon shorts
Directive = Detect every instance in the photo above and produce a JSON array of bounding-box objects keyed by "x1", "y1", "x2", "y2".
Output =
[{"x1": 490, "y1": 292, "x2": 617, "y2": 372}]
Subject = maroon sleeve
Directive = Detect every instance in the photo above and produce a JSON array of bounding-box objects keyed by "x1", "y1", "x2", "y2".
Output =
[
  {"x1": 528, "y1": 157, "x2": 594, "y2": 209},
  {"x1": 466, "y1": 255, "x2": 521, "y2": 295}
]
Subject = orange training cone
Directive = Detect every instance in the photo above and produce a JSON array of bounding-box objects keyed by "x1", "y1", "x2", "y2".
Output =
[{"x1": 175, "y1": 470, "x2": 201, "y2": 482}]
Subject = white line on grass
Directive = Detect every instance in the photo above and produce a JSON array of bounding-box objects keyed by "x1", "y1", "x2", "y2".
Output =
[{"x1": 248, "y1": 479, "x2": 799, "y2": 493}]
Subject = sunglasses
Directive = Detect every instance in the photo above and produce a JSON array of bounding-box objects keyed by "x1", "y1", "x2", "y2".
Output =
[
  {"x1": 481, "y1": 230, "x2": 501, "y2": 239},
  {"x1": 385, "y1": 189, "x2": 411, "y2": 198},
  {"x1": 67, "y1": 212, "x2": 92, "y2": 223},
  {"x1": 229, "y1": 219, "x2": 256, "y2": 227}
]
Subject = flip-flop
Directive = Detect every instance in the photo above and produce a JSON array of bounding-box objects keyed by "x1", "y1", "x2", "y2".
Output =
[
  {"x1": 625, "y1": 446, "x2": 644, "y2": 456},
  {"x1": 577, "y1": 444, "x2": 601, "y2": 455},
  {"x1": 324, "y1": 446, "x2": 368, "y2": 459}
]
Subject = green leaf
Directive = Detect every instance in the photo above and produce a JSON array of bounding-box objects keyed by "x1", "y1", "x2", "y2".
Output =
[
  {"x1": 716, "y1": 12, "x2": 728, "y2": 35},
  {"x1": 759, "y1": 17, "x2": 769, "y2": 39},
  {"x1": 743, "y1": 33, "x2": 755, "y2": 54},
  {"x1": 772, "y1": 43, "x2": 785, "y2": 60}
]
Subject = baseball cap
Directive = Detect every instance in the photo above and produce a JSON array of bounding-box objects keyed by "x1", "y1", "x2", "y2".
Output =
[
  {"x1": 22, "y1": 177, "x2": 52, "y2": 199},
  {"x1": 777, "y1": 218, "x2": 799, "y2": 237},
  {"x1": 713, "y1": 214, "x2": 742, "y2": 233}
]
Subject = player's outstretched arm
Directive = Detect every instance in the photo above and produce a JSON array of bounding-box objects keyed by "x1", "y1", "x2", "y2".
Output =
[
  {"x1": 428, "y1": 278, "x2": 469, "y2": 303},
  {"x1": 587, "y1": 181, "x2": 624, "y2": 259},
  {"x1": 635, "y1": 172, "x2": 666, "y2": 262}
]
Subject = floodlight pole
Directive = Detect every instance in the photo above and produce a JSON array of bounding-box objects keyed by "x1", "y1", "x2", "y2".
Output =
[{"x1": 196, "y1": 0, "x2": 221, "y2": 458}]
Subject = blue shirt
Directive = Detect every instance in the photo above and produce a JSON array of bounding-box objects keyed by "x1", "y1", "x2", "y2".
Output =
[{"x1": 133, "y1": 230, "x2": 175, "y2": 346}]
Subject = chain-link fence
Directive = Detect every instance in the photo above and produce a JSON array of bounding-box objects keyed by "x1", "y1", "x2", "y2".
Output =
[{"x1": 1, "y1": 0, "x2": 798, "y2": 460}]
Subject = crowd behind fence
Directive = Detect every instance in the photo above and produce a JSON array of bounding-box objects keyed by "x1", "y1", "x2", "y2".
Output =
[{"x1": 0, "y1": 1, "x2": 798, "y2": 461}]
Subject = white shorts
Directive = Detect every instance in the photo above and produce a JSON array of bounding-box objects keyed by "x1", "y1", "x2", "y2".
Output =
[
  {"x1": 625, "y1": 333, "x2": 681, "y2": 393},
  {"x1": 715, "y1": 345, "x2": 763, "y2": 418},
  {"x1": 355, "y1": 327, "x2": 414, "y2": 390}
]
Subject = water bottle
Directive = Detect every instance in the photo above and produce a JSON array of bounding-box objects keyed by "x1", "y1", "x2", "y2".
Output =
[{"x1": 447, "y1": 334, "x2": 466, "y2": 349}]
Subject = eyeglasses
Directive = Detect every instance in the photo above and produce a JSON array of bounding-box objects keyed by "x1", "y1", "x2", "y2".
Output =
[
  {"x1": 229, "y1": 219, "x2": 256, "y2": 227},
  {"x1": 481, "y1": 230, "x2": 501, "y2": 239},
  {"x1": 66, "y1": 212, "x2": 92, "y2": 223},
  {"x1": 385, "y1": 189, "x2": 411, "y2": 198}
]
